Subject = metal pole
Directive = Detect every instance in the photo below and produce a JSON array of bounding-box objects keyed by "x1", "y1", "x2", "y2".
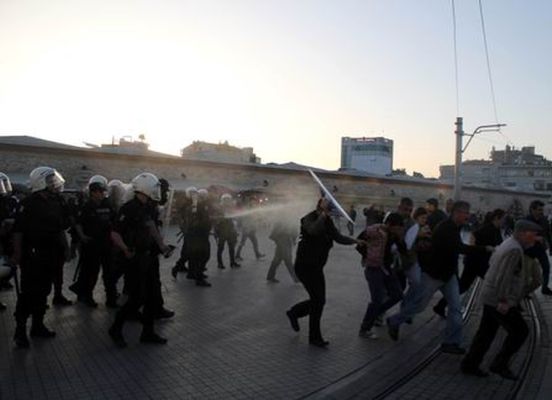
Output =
[{"x1": 453, "y1": 117, "x2": 464, "y2": 201}]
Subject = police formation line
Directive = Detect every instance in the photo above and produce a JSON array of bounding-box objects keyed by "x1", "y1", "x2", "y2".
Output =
[{"x1": 1, "y1": 170, "x2": 551, "y2": 381}]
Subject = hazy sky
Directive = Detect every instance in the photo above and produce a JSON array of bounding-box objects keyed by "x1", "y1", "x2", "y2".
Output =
[{"x1": 1, "y1": 0, "x2": 551, "y2": 177}]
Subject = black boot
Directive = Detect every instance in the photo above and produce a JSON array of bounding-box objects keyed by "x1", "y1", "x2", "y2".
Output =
[
  {"x1": 30, "y1": 315, "x2": 56, "y2": 338},
  {"x1": 140, "y1": 328, "x2": 167, "y2": 344},
  {"x1": 108, "y1": 319, "x2": 127, "y2": 348},
  {"x1": 14, "y1": 324, "x2": 30, "y2": 348}
]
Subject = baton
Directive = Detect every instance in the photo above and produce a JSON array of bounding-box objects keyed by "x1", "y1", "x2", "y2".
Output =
[{"x1": 308, "y1": 169, "x2": 354, "y2": 224}]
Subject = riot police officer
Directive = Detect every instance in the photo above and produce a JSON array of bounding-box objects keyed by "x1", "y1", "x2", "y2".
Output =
[
  {"x1": 12, "y1": 167, "x2": 69, "y2": 348},
  {"x1": 70, "y1": 175, "x2": 118, "y2": 307},
  {"x1": 214, "y1": 194, "x2": 240, "y2": 269},
  {"x1": 0, "y1": 172, "x2": 15, "y2": 310},
  {"x1": 108, "y1": 173, "x2": 173, "y2": 347},
  {"x1": 182, "y1": 187, "x2": 212, "y2": 287}
]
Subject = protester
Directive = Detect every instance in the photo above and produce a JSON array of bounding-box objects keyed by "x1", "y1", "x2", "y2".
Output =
[{"x1": 461, "y1": 220, "x2": 542, "y2": 379}]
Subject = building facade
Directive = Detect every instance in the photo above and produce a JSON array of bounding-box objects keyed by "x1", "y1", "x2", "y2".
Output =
[
  {"x1": 440, "y1": 145, "x2": 552, "y2": 193},
  {"x1": 340, "y1": 137, "x2": 393, "y2": 175},
  {"x1": 180, "y1": 140, "x2": 260, "y2": 164}
]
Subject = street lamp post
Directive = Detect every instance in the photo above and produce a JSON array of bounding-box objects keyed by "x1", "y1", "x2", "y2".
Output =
[{"x1": 453, "y1": 118, "x2": 506, "y2": 201}]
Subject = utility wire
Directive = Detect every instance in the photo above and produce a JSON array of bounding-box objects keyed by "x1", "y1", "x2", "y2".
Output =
[
  {"x1": 478, "y1": 0, "x2": 514, "y2": 147},
  {"x1": 451, "y1": 0, "x2": 460, "y2": 117}
]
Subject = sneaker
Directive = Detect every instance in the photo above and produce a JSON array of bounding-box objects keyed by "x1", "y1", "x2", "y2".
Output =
[
  {"x1": 230, "y1": 262, "x2": 241, "y2": 268},
  {"x1": 52, "y1": 295, "x2": 73, "y2": 306},
  {"x1": 440, "y1": 343, "x2": 466, "y2": 355},
  {"x1": 490, "y1": 364, "x2": 518, "y2": 380},
  {"x1": 68, "y1": 283, "x2": 80, "y2": 296},
  {"x1": 108, "y1": 327, "x2": 127, "y2": 348},
  {"x1": 433, "y1": 305, "x2": 446, "y2": 319},
  {"x1": 105, "y1": 300, "x2": 119, "y2": 309},
  {"x1": 358, "y1": 329, "x2": 378, "y2": 339},
  {"x1": 374, "y1": 315, "x2": 383, "y2": 327},
  {"x1": 78, "y1": 296, "x2": 98, "y2": 308},
  {"x1": 217, "y1": 264, "x2": 226, "y2": 270},
  {"x1": 30, "y1": 325, "x2": 56, "y2": 338},
  {"x1": 256, "y1": 253, "x2": 266, "y2": 260},
  {"x1": 154, "y1": 308, "x2": 175, "y2": 319},
  {"x1": 461, "y1": 365, "x2": 489, "y2": 378},
  {"x1": 386, "y1": 318, "x2": 399, "y2": 341},
  {"x1": 195, "y1": 280, "x2": 212, "y2": 287},
  {"x1": 140, "y1": 332, "x2": 168, "y2": 345},
  {"x1": 286, "y1": 310, "x2": 300, "y2": 332},
  {"x1": 542, "y1": 287, "x2": 552, "y2": 296},
  {"x1": 14, "y1": 329, "x2": 30, "y2": 349},
  {"x1": 309, "y1": 338, "x2": 330, "y2": 347}
]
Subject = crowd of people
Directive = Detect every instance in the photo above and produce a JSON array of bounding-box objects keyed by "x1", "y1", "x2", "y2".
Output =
[
  {"x1": 285, "y1": 195, "x2": 551, "y2": 381},
  {"x1": 1, "y1": 168, "x2": 552, "y2": 381}
]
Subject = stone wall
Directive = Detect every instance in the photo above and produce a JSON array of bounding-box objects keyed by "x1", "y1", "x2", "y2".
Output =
[{"x1": 1, "y1": 143, "x2": 549, "y2": 215}]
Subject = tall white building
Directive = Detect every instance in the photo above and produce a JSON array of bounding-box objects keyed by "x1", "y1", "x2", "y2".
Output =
[{"x1": 340, "y1": 137, "x2": 393, "y2": 175}]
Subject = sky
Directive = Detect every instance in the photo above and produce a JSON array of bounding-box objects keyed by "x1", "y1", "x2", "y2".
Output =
[{"x1": 1, "y1": 0, "x2": 551, "y2": 178}]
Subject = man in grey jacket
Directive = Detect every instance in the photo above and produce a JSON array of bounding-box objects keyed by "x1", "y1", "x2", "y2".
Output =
[{"x1": 461, "y1": 220, "x2": 543, "y2": 380}]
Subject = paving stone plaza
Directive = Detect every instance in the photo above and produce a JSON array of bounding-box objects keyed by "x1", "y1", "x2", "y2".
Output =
[{"x1": 1, "y1": 227, "x2": 552, "y2": 400}]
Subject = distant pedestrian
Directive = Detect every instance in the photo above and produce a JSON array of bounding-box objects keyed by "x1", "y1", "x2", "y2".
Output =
[
  {"x1": 266, "y1": 217, "x2": 298, "y2": 283},
  {"x1": 461, "y1": 220, "x2": 542, "y2": 379},
  {"x1": 525, "y1": 200, "x2": 552, "y2": 295},
  {"x1": 347, "y1": 204, "x2": 357, "y2": 236},
  {"x1": 236, "y1": 198, "x2": 265, "y2": 261},
  {"x1": 214, "y1": 194, "x2": 240, "y2": 269}
]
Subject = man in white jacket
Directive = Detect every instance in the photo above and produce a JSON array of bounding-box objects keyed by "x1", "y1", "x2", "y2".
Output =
[{"x1": 461, "y1": 219, "x2": 543, "y2": 380}]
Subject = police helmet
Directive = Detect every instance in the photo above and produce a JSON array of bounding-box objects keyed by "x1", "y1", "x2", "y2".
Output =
[
  {"x1": 0, "y1": 173, "x2": 12, "y2": 195},
  {"x1": 131, "y1": 172, "x2": 161, "y2": 202},
  {"x1": 88, "y1": 175, "x2": 108, "y2": 192},
  {"x1": 185, "y1": 186, "x2": 198, "y2": 198},
  {"x1": 29, "y1": 167, "x2": 65, "y2": 193}
]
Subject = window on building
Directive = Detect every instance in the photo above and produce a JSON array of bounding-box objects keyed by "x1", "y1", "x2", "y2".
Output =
[
  {"x1": 534, "y1": 181, "x2": 545, "y2": 191},
  {"x1": 505, "y1": 182, "x2": 517, "y2": 187},
  {"x1": 547, "y1": 183, "x2": 552, "y2": 191}
]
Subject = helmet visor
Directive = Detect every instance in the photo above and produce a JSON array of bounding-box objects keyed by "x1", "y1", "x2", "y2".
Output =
[
  {"x1": 45, "y1": 171, "x2": 65, "y2": 193},
  {"x1": 1, "y1": 178, "x2": 12, "y2": 193}
]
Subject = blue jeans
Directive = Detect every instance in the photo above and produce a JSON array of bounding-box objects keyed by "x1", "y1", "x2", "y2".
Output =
[
  {"x1": 360, "y1": 267, "x2": 403, "y2": 331},
  {"x1": 389, "y1": 272, "x2": 463, "y2": 345},
  {"x1": 400, "y1": 263, "x2": 423, "y2": 314}
]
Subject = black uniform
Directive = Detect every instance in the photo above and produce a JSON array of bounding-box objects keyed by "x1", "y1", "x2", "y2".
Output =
[
  {"x1": 172, "y1": 200, "x2": 192, "y2": 276},
  {"x1": 71, "y1": 198, "x2": 117, "y2": 305},
  {"x1": 183, "y1": 201, "x2": 212, "y2": 285},
  {"x1": 214, "y1": 209, "x2": 239, "y2": 268},
  {"x1": 109, "y1": 197, "x2": 166, "y2": 346},
  {"x1": 267, "y1": 220, "x2": 297, "y2": 282},
  {"x1": 287, "y1": 210, "x2": 356, "y2": 345},
  {"x1": 13, "y1": 191, "x2": 69, "y2": 344},
  {"x1": 236, "y1": 214, "x2": 264, "y2": 260}
]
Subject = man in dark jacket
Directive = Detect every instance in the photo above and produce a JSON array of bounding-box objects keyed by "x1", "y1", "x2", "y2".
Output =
[
  {"x1": 426, "y1": 198, "x2": 448, "y2": 231},
  {"x1": 525, "y1": 200, "x2": 552, "y2": 295},
  {"x1": 285, "y1": 197, "x2": 361, "y2": 347},
  {"x1": 387, "y1": 201, "x2": 491, "y2": 354}
]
